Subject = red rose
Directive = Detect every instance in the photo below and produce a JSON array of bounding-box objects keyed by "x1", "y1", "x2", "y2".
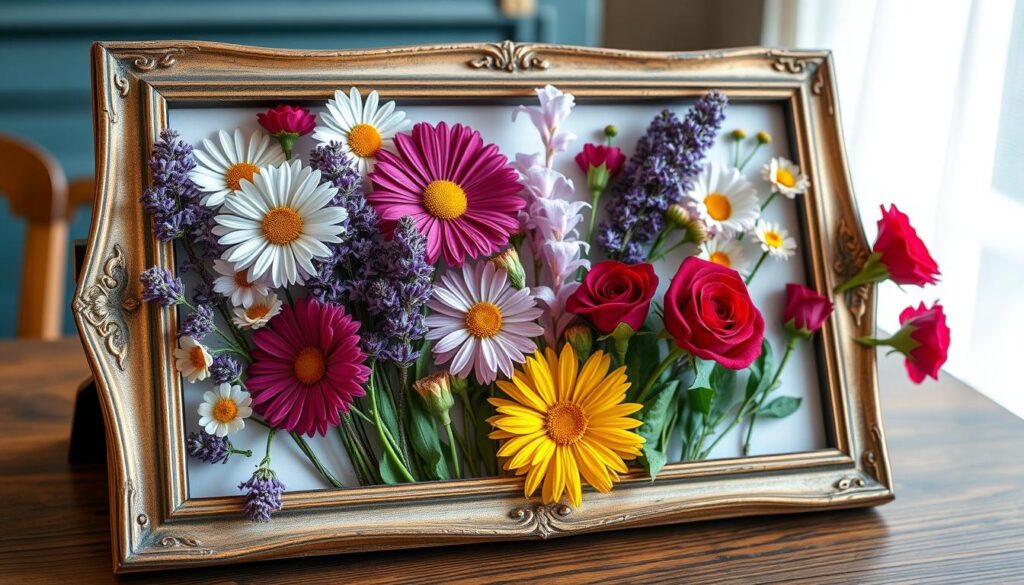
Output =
[
  {"x1": 898, "y1": 302, "x2": 950, "y2": 383},
  {"x1": 873, "y1": 204, "x2": 940, "y2": 286},
  {"x1": 663, "y1": 256, "x2": 765, "y2": 369},
  {"x1": 566, "y1": 261, "x2": 658, "y2": 335},
  {"x1": 574, "y1": 143, "x2": 626, "y2": 176},
  {"x1": 783, "y1": 283, "x2": 834, "y2": 337},
  {"x1": 257, "y1": 105, "x2": 316, "y2": 136}
]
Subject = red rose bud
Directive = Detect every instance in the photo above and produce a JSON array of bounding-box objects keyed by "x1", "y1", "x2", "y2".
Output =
[
  {"x1": 663, "y1": 256, "x2": 765, "y2": 370},
  {"x1": 782, "y1": 283, "x2": 834, "y2": 338},
  {"x1": 835, "y1": 204, "x2": 940, "y2": 293},
  {"x1": 257, "y1": 105, "x2": 316, "y2": 160},
  {"x1": 575, "y1": 143, "x2": 625, "y2": 193},
  {"x1": 857, "y1": 302, "x2": 950, "y2": 384},
  {"x1": 566, "y1": 260, "x2": 658, "y2": 336}
]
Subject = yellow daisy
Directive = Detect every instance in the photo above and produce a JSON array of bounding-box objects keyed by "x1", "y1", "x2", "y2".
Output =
[{"x1": 487, "y1": 344, "x2": 644, "y2": 507}]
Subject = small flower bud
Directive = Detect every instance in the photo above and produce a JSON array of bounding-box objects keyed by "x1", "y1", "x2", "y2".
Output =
[
  {"x1": 756, "y1": 131, "x2": 772, "y2": 144},
  {"x1": 413, "y1": 372, "x2": 456, "y2": 425},
  {"x1": 563, "y1": 324, "x2": 593, "y2": 361},
  {"x1": 449, "y1": 375, "x2": 469, "y2": 396},
  {"x1": 604, "y1": 124, "x2": 618, "y2": 139},
  {"x1": 731, "y1": 128, "x2": 747, "y2": 140},
  {"x1": 665, "y1": 204, "x2": 709, "y2": 246},
  {"x1": 665, "y1": 204, "x2": 693, "y2": 229},
  {"x1": 491, "y1": 248, "x2": 527, "y2": 290}
]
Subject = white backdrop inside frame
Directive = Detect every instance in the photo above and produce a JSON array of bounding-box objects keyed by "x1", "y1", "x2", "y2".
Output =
[{"x1": 169, "y1": 98, "x2": 829, "y2": 497}]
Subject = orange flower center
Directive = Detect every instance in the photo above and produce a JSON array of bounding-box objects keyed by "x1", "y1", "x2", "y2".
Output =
[
  {"x1": 545, "y1": 402, "x2": 589, "y2": 445},
  {"x1": 233, "y1": 270, "x2": 252, "y2": 288},
  {"x1": 347, "y1": 123, "x2": 382, "y2": 158},
  {"x1": 246, "y1": 303, "x2": 271, "y2": 320},
  {"x1": 189, "y1": 346, "x2": 208, "y2": 370},
  {"x1": 262, "y1": 207, "x2": 304, "y2": 245},
  {"x1": 213, "y1": 398, "x2": 238, "y2": 423},
  {"x1": 704, "y1": 193, "x2": 732, "y2": 221},
  {"x1": 422, "y1": 179, "x2": 468, "y2": 220},
  {"x1": 465, "y1": 302, "x2": 503, "y2": 338},
  {"x1": 776, "y1": 168, "x2": 796, "y2": 188},
  {"x1": 225, "y1": 162, "x2": 260, "y2": 191},
  {"x1": 763, "y1": 230, "x2": 784, "y2": 248},
  {"x1": 293, "y1": 346, "x2": 326, "y2": 385},
  {"x1": 709, "y1": 251, "x2": 732, "y2": 267}
]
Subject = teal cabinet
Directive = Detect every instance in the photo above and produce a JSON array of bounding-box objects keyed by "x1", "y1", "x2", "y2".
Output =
[{"x1": 0, "y1": 0, "x2": 603, "y2": 336}]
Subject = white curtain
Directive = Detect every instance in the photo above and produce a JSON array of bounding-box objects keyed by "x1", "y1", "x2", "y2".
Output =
[{"x1": 763, "y1": 0, "x2": 1023, "y2": 416}]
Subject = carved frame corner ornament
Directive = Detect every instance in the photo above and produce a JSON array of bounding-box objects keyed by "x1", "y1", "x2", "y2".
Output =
[
  {"x1": 467, "y1": 41, "x2": 550, "y2": 72},
  {"x1": 83, "y1": 41, "x2": 892, "y2": 573}
]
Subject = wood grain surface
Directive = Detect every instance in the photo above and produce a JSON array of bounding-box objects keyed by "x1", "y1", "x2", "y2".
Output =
[{"x1": 0, "y1": 338, "x2": 1021, "y2": 584}]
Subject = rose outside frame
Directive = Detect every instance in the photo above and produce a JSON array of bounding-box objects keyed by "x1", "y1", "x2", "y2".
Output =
[{"x1": 79, "y1": 40, "x2": 891, "y2": 573}]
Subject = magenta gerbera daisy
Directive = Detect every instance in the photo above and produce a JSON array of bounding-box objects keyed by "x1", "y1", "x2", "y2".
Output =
[
  {"x1": 246, "y1": 297, "x2": 370, "y2": 436},
  {"x1": 367, "y1": 121, "x2": 524, "y2": 265}
]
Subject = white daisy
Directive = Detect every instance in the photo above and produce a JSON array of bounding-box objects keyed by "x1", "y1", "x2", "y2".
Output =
[
  {"x1": 698, "y1": 236, "x2": 753, "y2": 276},
  {"x1": 212, "y1": 258, "x2": 272, "y2": 308},
  {"x1": 174, "y1": 336, "x2": 212, "y2": 383},
  {"x1": 425, "y1": 262, "x2": 544, "y2": 385},
  {"x1": 312, "y1": 87, "x2": 411, "y2": 178},
  {"x1": 213, "y1": 160, "x2": 348, "y2": 288},
  {"x1": 754, "y1": 220, "x2": 798, "y2": 260},
  {"x1": 687, "y1": 163, "x2": 759, "y2": 236},
  {"x1": 761, "y1": 157, "x2": 809, "y2": 198},
  {"x1": 231, "y1": 291, "x2": 283, "y2": 330},
  {"x1": 197, "y1": 383, "x2": 253, "y2": 437},
  {"x1": 190, "y1": 129, "x2": 286, "y2": 207}
]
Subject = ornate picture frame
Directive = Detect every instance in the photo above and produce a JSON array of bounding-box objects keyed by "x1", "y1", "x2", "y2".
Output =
[{"x1": 80, "y1": 40, "x2": 890, "y2": 573}]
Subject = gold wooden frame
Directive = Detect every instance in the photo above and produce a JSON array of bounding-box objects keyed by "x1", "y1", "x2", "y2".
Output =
[{"x1": 79, "y1": 40, "x2": 890, "y2": 573}]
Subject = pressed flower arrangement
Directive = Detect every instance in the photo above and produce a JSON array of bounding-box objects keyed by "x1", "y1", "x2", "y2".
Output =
[{"x1": 137, "y1": 83, "x2": 947, "y2": 525}]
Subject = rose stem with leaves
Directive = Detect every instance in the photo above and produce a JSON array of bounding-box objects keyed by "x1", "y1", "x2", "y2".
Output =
[{"x1": 742, "y1": 336, "x2": 798, "y2": 456}]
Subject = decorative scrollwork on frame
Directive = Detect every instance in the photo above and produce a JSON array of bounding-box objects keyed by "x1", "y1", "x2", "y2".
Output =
[
  {"x1": 112, "y1": 72, "x2": 130, "y2": 98},
  {"x1": 834, "y1": 476, "x2": 867, "y2": 492},
  {"x1": 122, "y1": 47, "x2": 196, "y2": 72},
  {"x1": 811, "y1": 67, "x2": 835, "y2": 116},
  {"x1": 832, "y1": 216, "x2": 872, "y2": 326},
  {"x1": 74, "y1": 245, "x2": 139, "y2": 370},
  {"x1": 157, "y1": 536, "x2": 203, "y2": 548},
  {"x1": 467, "y1": 41, "x2": 550, "y2": 73},
  {"x1": 861, "y1": 424, "x2": 884, "y2": 482},
  {"x1": 509, "y1": 503, "x2": 573, "y2": 538},
  {"x1": 768, "y1": 51, "x2": 823, "y2": 75}
]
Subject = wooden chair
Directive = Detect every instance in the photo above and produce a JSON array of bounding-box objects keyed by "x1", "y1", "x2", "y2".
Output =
[{"x1": 0, "y1": 135, "x2": 69, "y2": 339}]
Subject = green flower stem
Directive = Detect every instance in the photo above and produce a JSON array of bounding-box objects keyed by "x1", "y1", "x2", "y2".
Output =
[
  {"x1": 636, "y1": 345, "x2": 685, "y2": 403},
  {"x1": 587, "y1": 188, "x2": 603, "y2": 247},
  {"x1": 733, "y1": 140, "x2": 741, "y2": 168},
  {"x1": 348, "y1": 405, "x2": 375, "y2": 425},
  {"x1": 738, "y1": 143, "x2": 763, "y2": 172},
  {"x1": 259, "y1": 428, "x2": 277, "y2": 468},
  {"x1": 760, "y1": 190, "x2": 779, "y2": 211},
  {"x1": 336, "y1": 425, "x2": 369, "y2": 485},
  {"x1": 396, "y1": 365, "x2": 411, "y2": 462},
  {"x1": 457, "y1": 391, "x2": 481, "y2": 476},
  {"x1": 368, "y1": 372, "x2": 415, "y2": 483},
  {"x1": 289, "y1": 431, "x2": 344, "y2": 488},
  {"x1": 283, "y1": 287, "x2": 295, "y2": 306},
  {"x1": 745, "y1": 252, "x2": 769, "y2": 285},
  {"x1": 451, "y1": 423, "x2": 473, "y2": 478},
  {"x1": 742, "y1": 335, "x2": 798, "y2": 456},
  {"x1": 650, "y1": 233, "x2": 691, "y2": 262},
  {"x1": 835, "y1": 252, "x2": 888, "y2": 294},
  {"x1": 443, "y1": 423, "x2": 461, "y2": 479},
  {"x1": 229, "y1": 447, "x2": 253, "y2": 458}
]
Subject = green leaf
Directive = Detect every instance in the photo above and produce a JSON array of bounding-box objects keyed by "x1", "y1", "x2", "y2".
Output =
[
  {"x1": 710, "y1": 364, "x2": 739, "y2": 418},
  {"x1": 472, "y1": 390, "x2": 498, "y2": 476},
  {"x1": 687, "y1": 358, "x2": 716, "y2": 415},
  {"x1": 744, "y1": 339, "x2": 775, "y2": 401},
  {"x1": 414, "y1": 340, "x2": 433, "y2": 381},
  {"x1": 637, "y1": 380, "x2": 679, "y2": 479},
  {"x1": 625, "y1": 333, "x2": 662, "y2": 402},
  {"x1": 407, "y1": 391, "x2": 450, "y2": 481},
  {"x1": 759, "y1": 395, "x2": 802, "y2": 418},
  {"x1": 378, "y1": 454, "x2": 403, "y2": 484}
]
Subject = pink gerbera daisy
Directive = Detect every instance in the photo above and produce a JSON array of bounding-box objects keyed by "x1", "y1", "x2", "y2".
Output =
[
  {"x1": 246, "y1": 298, "x2": 370, "y2": 436},
  {"x1": 367, "y1": 122, "x2": 524, "y2": 266}
]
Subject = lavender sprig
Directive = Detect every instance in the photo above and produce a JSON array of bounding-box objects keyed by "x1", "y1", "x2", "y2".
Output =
[
  {"x1": 209, "y1": 354, "x2": 243, "y2": 384},
  {"x1": 598, "y1": 91, "x2": 727, "y2": 263},
  {"x1": 180, "y1": 303, "x2": 215, "y2": 340},
  {"x1": 186, "y1": 430, "x2": 250, "y2": 464},
  {"x1": 140, "y1": 267, "x2": 185, "y2": 306}
]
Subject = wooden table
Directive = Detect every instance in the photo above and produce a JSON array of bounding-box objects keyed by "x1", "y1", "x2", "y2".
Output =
[{"x1": 1, "y1": 338, "x2": 1021, "y2": 584}]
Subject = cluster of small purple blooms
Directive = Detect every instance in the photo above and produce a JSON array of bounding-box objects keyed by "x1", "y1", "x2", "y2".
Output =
[
  {"x1": 139, "y1": 267, "x2": 185, "y2": 306},
  {"x1": 306, "y1": 142, "x2": 432, "y2": 366},
  {"x1": 186, "y1": 430, "x2": 241, "y2": 464},
  {"x1": 598, "y1": 91, "x2": 728, "y2": 263},
  {"x1": 239, "y1": 464, "x2": 286, "y2": 523}
]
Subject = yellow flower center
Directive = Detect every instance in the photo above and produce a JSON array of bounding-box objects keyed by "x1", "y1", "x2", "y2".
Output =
[
  {"x1": 763, "y1": 230, "x2": 784, "y2": 248},
  {"x1": 465, "y1": 302, "x2": 503, "y2": 338},
  {"x1": 347, "y1": 123, "x2": 382, "y2": 158},
  {"x1": 293, "y1": 347, "x2": 326, "y2": 385},
  {"x1": 246, "y1": 303, "x2": 271, "y2": 320},
  {"x1": 776, "y1": 168, "x2": 796, "y2": 188},
  {"x1": 704, "y1": 193, "x2": 732, "y2": 221},
  {"x1": 225, "y1": 162, "x2": 260, "y2": 191},
  {"x1": 233, "y1": 270, "x2": 252, "y2": 288},
  {"x1": 422, "y1": 179, "x2": 468, "y2": 220},
  {"x1": 545, "y1": 402, "x2": 589, "y2": 446},
  {"x1": 189, "y1": 346, "x2": 208, "y2": 370},
  {"x1": 212, "y1": 398, "x2": 238, "y2": 423},
  {"x1": 709, "y1": 251, "x2": 732, "y2": 267},
  {"x1": 262, "y1": 207, "x2": 304, "y2": 245}
]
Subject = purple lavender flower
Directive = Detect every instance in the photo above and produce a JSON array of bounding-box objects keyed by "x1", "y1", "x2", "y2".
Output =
[
  {"x1": 309, "y1": 142, "x2": 361, "y2": 200},
  {"x1": 239, "y1": 466, "x2": 286, "y2": 522},
  {"x1": 210, "y1": 354, "x2": 243, "y2": 384},
  {"x1": 180, "y1": 303, "x2": 215, "y2": 340},
  {"x1": 186, "y1": 430, "x2": 234, "y2": 464},
  {"x1": 140, "y1": 266, "x2": 185, "y2": 306},
  {"x1": 598, "y1": 91, "x2": 727, "y2": 263}
]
